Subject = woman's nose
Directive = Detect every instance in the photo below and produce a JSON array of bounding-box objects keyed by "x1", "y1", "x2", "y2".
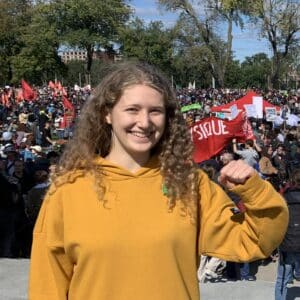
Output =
[{"x1": 137, "y1": 112, "x2": 151, "y2": 128}]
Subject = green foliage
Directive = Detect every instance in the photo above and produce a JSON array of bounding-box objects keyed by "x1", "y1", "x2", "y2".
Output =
[
  {"x1": 239, "y1": 53, "x2": 271, "y2": 88},
  {"x1": 51, "y1": 0, "x2": 132, "y2": 73},
  {"x1": 224, "y1": 59, "x2": 242, "y2": 88},
  {"x1": 0, "y1": 0, "x2": 298, "y2": 89},
  {"x1": 0, "y1": 0, "x2": 32, "y2": 84},
  {"x1": 157, "y1": 0, "x2": 249, "y2": 87},
  {"x1": 64, "y1": 59, "x2": 113, "y2": 87},
  {"x1": 120, "y1": 18, "x2": 174, "y2": 76},
  {"x1": 64, "y1": 60, "x2": 85, "y2": 86},
  {"x1": 246, "y1": 0, "x2": 300, "y2": 88},
  {"x1": 172, "y1": 47, "x2": 213, "y2": 88},
  {"x1": 11, "y1": 3, "x2": 66, "y2": 85}
]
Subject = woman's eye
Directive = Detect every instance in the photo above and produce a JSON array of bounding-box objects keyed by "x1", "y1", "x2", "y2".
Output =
[
  {"x1": 150, "y1": 109, "x2": 164, "y2": 114},
  {"x1": 126, "y1": 108, "x2": 138, "y2": 112}
]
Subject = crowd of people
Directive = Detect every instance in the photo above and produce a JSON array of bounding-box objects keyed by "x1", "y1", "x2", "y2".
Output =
[
  {"x1": 0, "y1": 86, "x2": 89, "y2": 258},
  {"x1": 0, "y1": 75, "x2": 299, "y2": 299}
]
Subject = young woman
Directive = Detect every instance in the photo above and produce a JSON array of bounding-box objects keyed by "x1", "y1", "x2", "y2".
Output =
[
  {"x1": 275, "y1": 169, "x2": 300, "y2": 300},
  {"x1": 29, "y1": 62, "x2": 288, "y2": 300}
]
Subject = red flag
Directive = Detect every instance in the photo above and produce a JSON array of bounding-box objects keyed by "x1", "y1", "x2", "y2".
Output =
[
  {"x1": 62, "y1": 95, "x2": 74, "y2": 111},
  {"x1": 21, "y1": 79, "x2": 37, "y2": 101},
  {"x1": 62, "y1": 86, "x2": 68, "y2": 96},
  {"x1": 190, "y1": 113, "x2": 254, "y2": 163},
  {"x1": 54, "y1": 81, "x2": 67, "y2": 96},
  {"x1": 55, "y1": 81, "x2": 62, "y2": 90},
  {"x1": 48, "y1": 81, "x2": 56, "y2": 89}
]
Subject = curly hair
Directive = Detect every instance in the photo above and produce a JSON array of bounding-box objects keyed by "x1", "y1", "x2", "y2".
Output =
[{"x1": 52, "y1": 61, "x2": 199, "y2": 218}]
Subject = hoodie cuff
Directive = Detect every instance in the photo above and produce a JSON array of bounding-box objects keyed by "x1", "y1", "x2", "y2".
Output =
[{"x1": 229, "y1": 173, "x2": 267, "y2": 203}]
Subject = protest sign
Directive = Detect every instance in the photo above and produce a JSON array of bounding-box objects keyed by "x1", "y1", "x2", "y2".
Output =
[
  {"x1": 244, "y1": 104, "x2": 257, "y2": 118},
  {"x1": 252, "y1": 96, "x2": 263, "y2": 118},
  {"x1": 181, "y1": 103, "x2": 201, "y2": 112},
  {"x1": 265, "y1": 107, "x2": 277, "y2": 121}
]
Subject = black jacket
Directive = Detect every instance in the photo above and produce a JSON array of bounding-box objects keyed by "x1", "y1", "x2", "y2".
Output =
[{"x1": 280, "y1": 186, "x2": 300, "y2": 252}]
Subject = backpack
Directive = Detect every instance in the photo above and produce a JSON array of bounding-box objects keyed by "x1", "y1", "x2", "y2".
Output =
[{"x1": 279, "y1": 187, "x2": 300, "y2": 252}]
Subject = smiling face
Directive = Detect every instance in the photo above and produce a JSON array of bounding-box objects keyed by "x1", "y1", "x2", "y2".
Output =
[{"x1": 105, "y1": 84, "x2": 166, "y2": 163}]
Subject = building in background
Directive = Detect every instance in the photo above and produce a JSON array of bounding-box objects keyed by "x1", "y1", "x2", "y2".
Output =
[{"x1": 59, "y1": 49, "x2": 122, "y2": 64}]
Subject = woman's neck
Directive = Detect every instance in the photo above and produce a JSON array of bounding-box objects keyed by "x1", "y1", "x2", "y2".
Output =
[{"x1": 104, "y1": 151, "x2": 150, "y2": 173}]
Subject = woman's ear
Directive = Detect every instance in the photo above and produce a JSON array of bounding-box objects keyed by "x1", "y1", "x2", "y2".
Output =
[{"x1": 105, "y1": 112, "x2": 112, "y2": 125}]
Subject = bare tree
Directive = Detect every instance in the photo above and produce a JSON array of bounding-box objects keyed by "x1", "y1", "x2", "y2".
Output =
[
  {"x1": 249, "y1": 0, "x2": 300, "y2": 88},
  {"x1": 158, "y1": 0, "x2": 245, "y2": 87}
]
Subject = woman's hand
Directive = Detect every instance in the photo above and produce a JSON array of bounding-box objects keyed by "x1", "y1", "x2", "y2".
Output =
[{"x1": 218, "y1": 159, "x2": 256, "y2": 189}]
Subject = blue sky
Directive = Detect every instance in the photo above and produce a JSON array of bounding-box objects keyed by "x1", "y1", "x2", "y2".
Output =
[{"x1": 130, "y1": 0, "x2": 272, "y2": 62}]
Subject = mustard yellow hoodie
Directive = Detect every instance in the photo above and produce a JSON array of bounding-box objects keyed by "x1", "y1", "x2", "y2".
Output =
[{"x1": 29, "y1": 157, "x2": 288, "y2": 300}]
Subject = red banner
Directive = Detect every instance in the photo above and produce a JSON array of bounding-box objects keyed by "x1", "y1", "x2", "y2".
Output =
[{"x1": 191, "y1": 113, "x2": 254, "y2": 163}]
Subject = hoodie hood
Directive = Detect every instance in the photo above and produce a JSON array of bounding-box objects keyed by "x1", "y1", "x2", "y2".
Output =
[{"x1": 95, "y1": 156, "x2": 161, "y2": 181}]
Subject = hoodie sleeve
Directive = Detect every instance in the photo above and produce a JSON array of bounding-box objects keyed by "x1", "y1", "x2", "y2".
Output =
[
  {"x1": 29, "y1": 188, "x2": 73, "y2": 300},
  {"x1": 198, "y1": 171, "x2": 289, "y2": 262}
]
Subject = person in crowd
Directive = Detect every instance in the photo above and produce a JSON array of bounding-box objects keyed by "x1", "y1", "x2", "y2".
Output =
[
  {"x1": 272, "y1": 144, "x2": 289, "y2": 185},
  {"x1": 219, "y1": 151, "x2": 256, "y2": 281},
  {"x1": 0, "y1": 167, "x2": 19, "y2": 257},
  {"x1": 26, "y1": 113, "x2": 39, "y2": 145},
  {"x1": 3, "y1": 144, "x2": 18, "y2": 176},
  {"x1": 232, "y1": 138, "x2": 259, "y2": 169},
  {"x1": 29, "y1": 61, "x2": 288, "y2": 300},
  {"x1": 41, "y1": 121, "x2": 55, "y2": 148},
  {"x1": 15, "y1": 122, "x2": 28, "y2": 147},
  {"x1": 10, "y1": 159, "x2": 34, "y2": 257},
  {"x1": 54, "y1": 113, "x2": 65, "y2": 140},
  {"x1": 18, "y1": 108, "x2": 28, "y2": 126},
  {"x1": 293, "y1": 143, "x2": 300, "y2": 170},
  {"x1": 25, "y1": 170, "x2": 50, "y2": 225},
  {"x1": 274, "y1": 128, "x2": 285, "y2": 144},
  {"x1": 259, "y1": 145, "x2": 278, "y2": 177},
  {"x1": 38, "y1": 108, "x2": 50, "y2": 130},
  {"x1": 30, "y1": 145, "x2": 50, "y2": 172},
  {"x1": 20, "y1": 142, "x2": 36, "y2": 162},
  {"x1": 46, "y1": 151, "x2": 60, "y2": 176},
  {"x1": 275, "y1": 169, "x2": 300, "y2": 300},
  {"x1": 197, "y1": 163, "x2": 226, "y2": 283},
  {"x1": 258, "y1": 145, "x2": 280, "y2": 190}
]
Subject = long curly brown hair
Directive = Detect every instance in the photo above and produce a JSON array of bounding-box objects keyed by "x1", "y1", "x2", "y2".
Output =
[{"x1": 53, "y1": 61, "x2": 199, "y2": 218}]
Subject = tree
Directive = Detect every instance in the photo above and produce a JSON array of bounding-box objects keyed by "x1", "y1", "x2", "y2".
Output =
[
  {"x1": 0, "y1": 0, "x2": 32, "y2": 84},
  {"x1": 172, "y1": 46, "x2": 213, "y2": 88},
  {"x1": 120, "y1": 18, "x2": 174, "y2": 76},
  {"x1": 11, "y1": 2, "x2": 66, "y2": 85},
  {"x1": 248, "y1": 0, "x2": 300, "y2": 88},
  {"x1": 51, "y1": 0, "x2": 132, "y2": 83},
  {"x1": 158, "y1": 0, "x2": 248, "y2": 87},
  {"x1": 170, "y1": 13, "x2": 228, "y2": 88},
  {"x1": 224, "y1": 59, "x2": 242, "y2": 88},
  {"x1": 240, "y1": 53, "x2": 271, "y2": 88}
]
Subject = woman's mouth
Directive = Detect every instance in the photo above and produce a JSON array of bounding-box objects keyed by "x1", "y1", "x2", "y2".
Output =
[{"x1": 130, "y1": 131, "x2": 153, "y2": 138}]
